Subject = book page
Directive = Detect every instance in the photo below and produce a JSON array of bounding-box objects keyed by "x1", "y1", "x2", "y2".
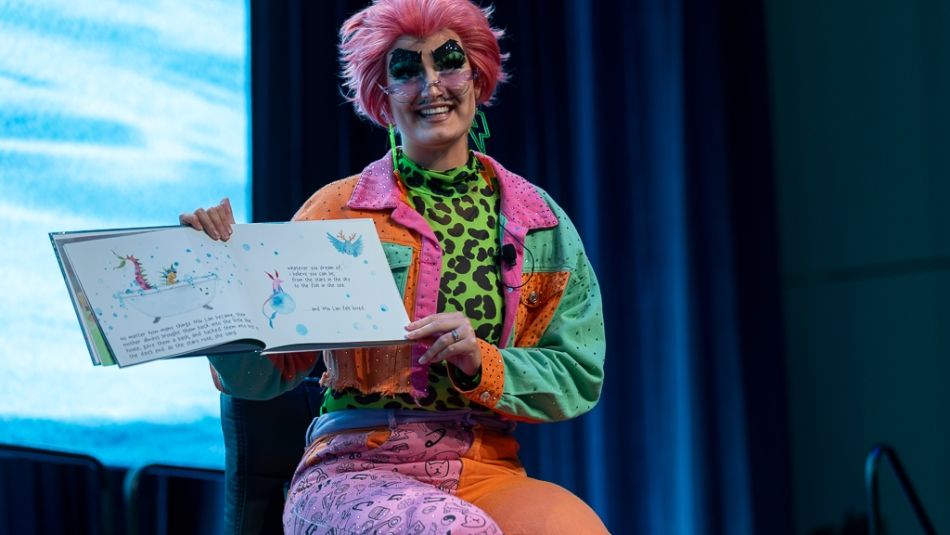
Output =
[
  {"x1": 51, "y1": 227, "x2": 171, "y2": 365},
  {"x1": 64, "y1": 227, "x2": 263, "y2": 366},
  {"x1": 229, "y1": 220, "x2": 410, "y2": 352}
]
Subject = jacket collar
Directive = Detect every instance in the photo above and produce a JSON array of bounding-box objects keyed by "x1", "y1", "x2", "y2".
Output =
[{"x1": 348, "y1": 151, "x2": 558, "y2": 231}]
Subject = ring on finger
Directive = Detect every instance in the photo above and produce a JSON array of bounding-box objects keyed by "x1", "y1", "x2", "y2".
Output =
[{"x1": 450, "y1": 329, "x2": 461, "y2": 343}]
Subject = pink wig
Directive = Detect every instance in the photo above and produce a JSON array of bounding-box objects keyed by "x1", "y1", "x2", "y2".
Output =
[{"x1": 339, "y1": 0, "x2": 509, "y2": 127}]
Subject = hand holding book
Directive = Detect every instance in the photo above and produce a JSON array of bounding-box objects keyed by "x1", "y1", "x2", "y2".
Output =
[{"x1": 179, "y1": 197, "x2": 236, "y2": 242}]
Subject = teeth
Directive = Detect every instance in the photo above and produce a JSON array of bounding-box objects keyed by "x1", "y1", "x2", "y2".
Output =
[{"x1": 420, "y1": 106, "x2": 450, "y2": 116}]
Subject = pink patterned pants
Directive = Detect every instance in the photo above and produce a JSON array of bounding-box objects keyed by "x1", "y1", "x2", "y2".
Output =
[{"x1": 283, "y1": 420, "x2": 500, "y2": 534}]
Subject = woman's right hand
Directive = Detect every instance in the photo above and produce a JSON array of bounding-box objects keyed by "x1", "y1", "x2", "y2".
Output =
[{"x1": 179, "y1": 197, "x2": 235, "y2": 241}]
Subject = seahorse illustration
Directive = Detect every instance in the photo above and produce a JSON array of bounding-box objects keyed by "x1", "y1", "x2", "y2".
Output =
[
  {"x1": 114, "y1": 252, "x2": 154, "y2": 290},
  {"x1": 262, "y1": 270, "x2": 296, "y2": 328}
]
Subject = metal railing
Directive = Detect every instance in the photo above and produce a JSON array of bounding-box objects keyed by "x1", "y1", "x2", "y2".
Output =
[{"x1": 865, "y1": 443, "x2": 937, "y2": 535}]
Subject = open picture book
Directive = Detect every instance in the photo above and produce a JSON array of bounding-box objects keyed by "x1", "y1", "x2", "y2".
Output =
[{"x1": 51, "y1": 219, "x2": 411, "y2": 367}]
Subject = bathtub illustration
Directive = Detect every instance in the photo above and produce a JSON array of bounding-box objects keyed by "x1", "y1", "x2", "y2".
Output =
[{"x1": 114, "y1": 273, "x2": 218, "y2": 323}]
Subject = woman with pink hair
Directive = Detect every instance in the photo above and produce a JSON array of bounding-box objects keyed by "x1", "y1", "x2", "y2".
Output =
[{"x1": 183, "y1": 0, "x2": 607, "y2": 532}]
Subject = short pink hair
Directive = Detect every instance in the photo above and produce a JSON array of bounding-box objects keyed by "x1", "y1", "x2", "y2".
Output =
[{"x1": 340, "y1": 0, "x2": 509, "y2": 127}]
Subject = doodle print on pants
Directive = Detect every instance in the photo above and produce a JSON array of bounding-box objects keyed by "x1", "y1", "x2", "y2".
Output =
[{"x1": 284, "y1": 421, "x2": 501, "y2": 534}]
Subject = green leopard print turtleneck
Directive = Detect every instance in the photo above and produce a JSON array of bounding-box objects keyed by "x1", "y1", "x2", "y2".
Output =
[{"x1": 320, "y1": 150, "x2": 504, "y2": 413}]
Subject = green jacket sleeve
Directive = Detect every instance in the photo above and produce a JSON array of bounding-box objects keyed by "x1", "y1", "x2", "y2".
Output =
[
  {"x1": 208, "y1": 352, "x2": 316, "y2": 400},
  {"x1": 499, "y1": 248, "x2": 605, "y2": 421},
  {"x1": 451, "y1": 198, "x2": 606, "y2": 422}
]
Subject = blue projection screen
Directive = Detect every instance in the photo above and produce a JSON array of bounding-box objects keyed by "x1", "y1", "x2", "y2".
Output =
[{"x1": 0, "y1": 0, "x2": 249, "y2": 468}]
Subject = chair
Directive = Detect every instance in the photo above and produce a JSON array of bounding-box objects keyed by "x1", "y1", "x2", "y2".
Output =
[
  {"x1": 219, "y1": 373, "x2": 325, "y2": 535},
  {"x1": 0, "y1": 443, "x2": 113, "y2": 535},
  {"x1": 124, "y1": 463, "x2": 225, "y2": 535}
]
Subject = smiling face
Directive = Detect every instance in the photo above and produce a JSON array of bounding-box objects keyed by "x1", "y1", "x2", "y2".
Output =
[{"x1": 385, "y1": 29, "x2": 479, "y2": 168}]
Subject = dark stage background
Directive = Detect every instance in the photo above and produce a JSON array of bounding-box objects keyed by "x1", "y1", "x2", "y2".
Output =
[
  {"x1": 251, "y1": 1, "x2": 789, "y2": 533},
  {"x1": 5, "y1": 0, "x2": 948, "y2": 533}
]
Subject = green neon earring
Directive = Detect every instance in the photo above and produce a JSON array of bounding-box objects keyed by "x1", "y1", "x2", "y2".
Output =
[
  {"x1": 388, "y1": 123, "x2": 399, "y2": 173},
  {"x1": 469, "y1": 108, "x2": 490, "y2": 154}
]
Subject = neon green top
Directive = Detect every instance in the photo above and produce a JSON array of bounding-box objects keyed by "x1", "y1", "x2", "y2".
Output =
[{"x1": 319, "y1": 150, "x2": 503, "y2": 413}]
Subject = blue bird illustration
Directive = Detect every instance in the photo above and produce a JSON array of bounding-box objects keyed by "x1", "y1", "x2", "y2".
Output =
[{"x1": 327, "y1": 230, "x2": 364, "y2": 257}]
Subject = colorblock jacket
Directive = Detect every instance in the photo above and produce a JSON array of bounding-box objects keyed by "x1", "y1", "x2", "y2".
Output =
[{"x1": 209, "y1": 151, "x2": 605, "y2": 423}]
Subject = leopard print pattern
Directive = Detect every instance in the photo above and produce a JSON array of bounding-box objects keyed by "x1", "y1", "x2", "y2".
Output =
[{"x1": 320, "y1": 151, "x2": 503, "y2": 414}]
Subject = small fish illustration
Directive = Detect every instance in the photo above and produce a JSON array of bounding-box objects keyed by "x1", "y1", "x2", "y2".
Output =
[
  {"x1": 161, "y1": 264, "x2": 178, "y2": 286},
  {"x1": 327, "y1": 230, "x2": 363, "y2": 258}
]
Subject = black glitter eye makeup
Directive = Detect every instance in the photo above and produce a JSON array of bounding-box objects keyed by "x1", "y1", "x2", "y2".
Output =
[
  {"x1": 389, "y1": 48, "x2": 423, "y2": 79},
  {"x1": 432, "y1": 39, "x2": 466, "y2": 70}
]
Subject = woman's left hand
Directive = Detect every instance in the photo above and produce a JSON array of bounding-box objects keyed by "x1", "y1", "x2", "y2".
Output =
[{"x1": 405, "y1": 312, "x2": 481, "y2": 376}]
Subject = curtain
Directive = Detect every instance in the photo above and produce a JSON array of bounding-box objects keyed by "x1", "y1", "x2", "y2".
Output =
[{"x1": 251, "y1": 1, "x2": 790, "y2": 533}]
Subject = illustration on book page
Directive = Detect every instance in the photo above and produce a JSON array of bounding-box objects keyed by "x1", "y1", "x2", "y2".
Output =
[
  {"x1": 112, "y1": 252, "x2": 218, "y2": 323},
  {"x1": 262, "y1": 270, "x2": 295, "y2": 328},
  {"x1": 327, "y1": 230, "x2": 364, "y2": 258}
]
